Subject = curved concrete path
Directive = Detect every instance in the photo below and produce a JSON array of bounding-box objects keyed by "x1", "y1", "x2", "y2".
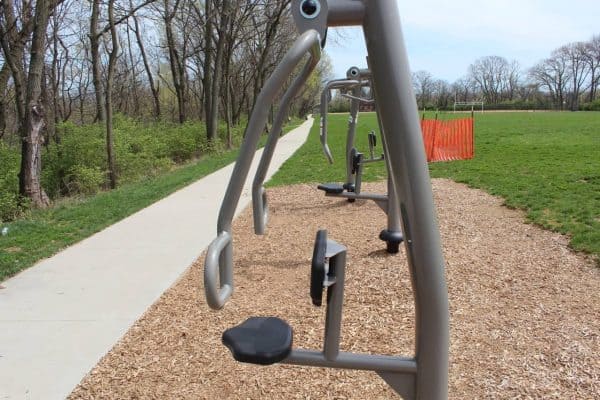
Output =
[{"x1": 0, "y1": 118, "x2": 313, "y2": 400}]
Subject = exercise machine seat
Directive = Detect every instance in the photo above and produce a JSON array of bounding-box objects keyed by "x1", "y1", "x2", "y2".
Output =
[{"x1": 222, "y1": 317, "x2": 293, "y2": 365}]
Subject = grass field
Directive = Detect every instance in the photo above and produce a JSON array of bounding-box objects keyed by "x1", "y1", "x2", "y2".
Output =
[
  {"x1": 0, "y1": 120, "x2": 303, "y2": 282},
  {"x1": 269, "y1": 112, "x2": 600, "y2": 262}
]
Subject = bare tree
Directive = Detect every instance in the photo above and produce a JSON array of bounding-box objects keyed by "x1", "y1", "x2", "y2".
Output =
[
  {"x1": 104, "y1": 0, "x2": 120, "y2": 188},
  {"x1": 206, "y1": 0, "x2": 232, "y2": 141},
  {"x1": 412, "y1": 70, "x2": 434, "y2": 110},
  {"x1": 162, "y1": 0, "x2": 188, "y2": 123},
  {"x1": 451, "y1": 77, "x2": 477, "y2": 103},
  {"x1": 89, "y1": 0, "x2": 156, "y2": 122},
  {"x1": 529, "y1": 52, "x2": 571, "y2": 110},
  {"x1": 469, "y1": 56, "x2": 505, "y2": 104},
  {"x1": 132, "y1": 14, "x2": 160, "y2": 118},
  {"x1": 432, "y1": 79, "x2": 452, "y2": 109},
  {"x1": 468, "y1": 55, "x2": 522, "y2": 104},
  {"x1": 250, "y1": 0, "x2": 291, "y2": 105},
  {"x1": 503, "y1": 60, "x2": 521, "y2": 101},
  {"x1": 584, "y1": 35, "x2": 600, "y2": 102},
  {"x1": 558, "y1": 42, "x2": 591, "y2": 110},
  {"x1": 0, "y1": 0, "x2": 34, "y2": 138},
  {"x1": 202, "y1": 0, "x2": 213, "y2": 125},
  {"x1": 89, "y1": 0, "x2": 106, "y2": 122}
]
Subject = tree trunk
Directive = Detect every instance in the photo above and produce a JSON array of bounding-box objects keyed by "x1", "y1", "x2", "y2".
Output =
[
  {"x1": 125, "y1": 22, "x2": 140, "y2": 116},
  {"x1": 164, "y1": 0, "x2": 186, "y2": 123},
  {"x1": 18, "y1": 0, "x2": 54, "y2": 208},
  {"x1": 133, "y1": 15, "x2": 161, "y2": 119},
  {"x1": 90, "y1": 0, "x2": 106, "y2": 122},
  {"x1": 203, "y1": 0, "x2": 213, "y2": 128},
  {"x1": 0, "y1": 65, "x2": 10, "y2": 138},
  {"x1": 105, "y1": 0, "x2": 119, "y2": 189},
  {"x1": 207, "y1": 0, "x2": 230, "y2": 142},
  {"x1": 20, "y1": 104, "x2": 50, "y2": 207}
]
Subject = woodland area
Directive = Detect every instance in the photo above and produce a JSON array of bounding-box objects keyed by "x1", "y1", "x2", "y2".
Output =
[
  {"x1": 409, "y1": 35, "x2": 600, "y2": 112},
  {"x1": 0, "y1": 0, "x2": 329, "y2": 221}
]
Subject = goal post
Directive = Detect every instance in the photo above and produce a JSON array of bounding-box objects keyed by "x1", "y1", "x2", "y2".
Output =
[{"x1": 453, "y1": 100, "x2": 484, "y2": 113}]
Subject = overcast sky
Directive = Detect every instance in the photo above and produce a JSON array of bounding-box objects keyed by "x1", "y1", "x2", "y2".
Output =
[{"x1": 326, "y1": 0, "x2": 600, "y2": 82}]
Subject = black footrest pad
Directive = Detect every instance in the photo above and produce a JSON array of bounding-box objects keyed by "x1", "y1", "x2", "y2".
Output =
[
  {"x1": 222, "y1": 317, "x2": 293, "y2": 365},
  {"x1": 317, "y1": 183, "x2": 344, "y2": 194}
]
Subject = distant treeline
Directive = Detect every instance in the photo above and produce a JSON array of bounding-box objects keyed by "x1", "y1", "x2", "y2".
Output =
[{"x1": 410, "y1": 34, "x2": 600, "y2": 112}]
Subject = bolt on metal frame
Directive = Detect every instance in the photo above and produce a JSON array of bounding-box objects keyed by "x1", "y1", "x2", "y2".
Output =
[{"x1": 203, "y1": 1, "x2": 449, "y2": 399}]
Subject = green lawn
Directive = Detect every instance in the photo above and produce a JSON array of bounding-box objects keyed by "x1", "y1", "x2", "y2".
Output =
[
  {"x1": 0, "y1": 120, "x2": 303, "y2": 281},
  {"x1": 269, "y1": 112, "x2": 600, "y2": 262}
]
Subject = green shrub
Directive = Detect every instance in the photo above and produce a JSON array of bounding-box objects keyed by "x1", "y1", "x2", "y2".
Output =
[
  {"x1": 64, "y1": 165, "x2": 105, "y2": 195},
  {"x1": 580, "y1": 99, "x2": 600, "y2": 111},
  {"x1": 5, "y1": 114, "x2": 249, "y2": 220},
  {"x1": 0, "y1": 143, "x2": 22, "y2": 222}
]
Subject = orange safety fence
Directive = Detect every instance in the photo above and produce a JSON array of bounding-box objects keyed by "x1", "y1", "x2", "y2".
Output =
[{"x1": 421, "y1": 118, "x2": 474, "y2": 162}]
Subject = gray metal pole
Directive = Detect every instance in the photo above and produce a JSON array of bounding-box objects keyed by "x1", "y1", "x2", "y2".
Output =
[
  {"x1": 370, "y1": 93, "x2": 403, "y2": 252},
  {"x1": 323, "y1": 250, "x2": 346, "y2": 361},
  {"x1": 362, "y1": 1, "x2": 449, "y2": 398},
  {"x1": 345, "y1": 86, "x2": 360, "y2": 187}
]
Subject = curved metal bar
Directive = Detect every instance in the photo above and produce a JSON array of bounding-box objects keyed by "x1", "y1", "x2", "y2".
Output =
[
  {"x1": 252, "y1": 52, "x2": 321, "y2": 235},
  {"x1": 203, "y1": 30, "x2": 322, "y2": 310},
  {"x1": 341, "y1": 93, "x2": 374, "y2": 103},
  {"x1": 204, "y1": 231, "x2": 232, "y2": 309},
  {"x1": 345, "y1": 84, "x2": 361, "y2": 188},
  {"x1": 319, "y1": 78, "x2": 360, "y2": 163}
]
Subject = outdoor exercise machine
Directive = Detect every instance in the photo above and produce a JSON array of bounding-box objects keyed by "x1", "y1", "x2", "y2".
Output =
[
  {"x1": 317, "y1": 66, "x2": 403, "y2": 253},
  {"x1": 204, "y1": 1, "x2": 449, "y2": 399},
  {"x1": 319, "y1": 67, "x2": 382, "y2": 195}
]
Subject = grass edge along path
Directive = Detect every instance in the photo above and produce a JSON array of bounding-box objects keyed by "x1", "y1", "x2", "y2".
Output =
[
  {"x1": 268, "y1": 112, "x2": 599, "y2": 265},
  {"x1": 0, "y1": 120, "x2": 304, "y2": 282}
]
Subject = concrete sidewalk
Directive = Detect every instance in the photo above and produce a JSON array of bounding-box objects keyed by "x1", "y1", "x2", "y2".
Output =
[{"x1": 0, "y1": 118, "x2": 312, "y2": 400}]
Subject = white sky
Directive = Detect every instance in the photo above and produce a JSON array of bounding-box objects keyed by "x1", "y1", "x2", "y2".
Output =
[{"x1": 326, "y1": 0, "x2": 600, "y2": 82}]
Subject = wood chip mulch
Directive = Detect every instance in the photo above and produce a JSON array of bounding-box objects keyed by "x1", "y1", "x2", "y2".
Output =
[{"x1": 69, "y1": 179, "x2": 599, "y2": 399}]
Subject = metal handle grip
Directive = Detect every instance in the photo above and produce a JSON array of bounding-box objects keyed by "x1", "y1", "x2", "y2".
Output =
[
  {"x1": 252, "y1": 47, "x2": 321, "y2": 235},
  {"x1": 205, "y1": 30, "x2": 322, "y2": 310},
  {"x1": 319, "y1": 79, "x2": 360, "y2": 164},
  {"x1": 253, "y1": 185, "x2": 269, "y2": 234},
  {"x1": 204, "y1": 231, "x2": 233, "y2": 310}
]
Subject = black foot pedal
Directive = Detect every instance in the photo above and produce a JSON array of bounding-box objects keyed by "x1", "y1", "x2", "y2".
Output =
[
  {"x1": 222, "y1": 317, "x2": 293, "y2": 365},
  {"x1": 317, "y1": 183, "x2": 344, "y2": 194},
  {"x1": 379, "y1": 230, "x2": 404, "y2": 254}
]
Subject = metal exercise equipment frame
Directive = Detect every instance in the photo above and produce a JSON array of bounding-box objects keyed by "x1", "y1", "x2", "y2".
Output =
[
  {"x1": 319, "y1": 72, "x2": 381, "y2": 194},
  {"x1": 251, "y1": 52, "x2": 319, "y2": 235},
  {"x1": 318, "y1": 68, "x2": 403, "y2": 253},
  {"x1": 204, "y1": 1, "x2": 449, "y2": 399},
  {"x1": 204, "y1": 30, "x2": 321, "y2": 309}
]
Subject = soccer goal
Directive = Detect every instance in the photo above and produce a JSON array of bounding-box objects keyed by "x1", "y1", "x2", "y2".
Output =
[{"x1": 453, "y1": 100, "x2": 484, "y2": 112}]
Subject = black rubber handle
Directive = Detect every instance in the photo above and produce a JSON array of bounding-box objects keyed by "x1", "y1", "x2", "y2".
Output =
[
  {"x1": 369, "y1": 132, "x2": 377, "y2": 147},
  {"x1": 310, "y1": 230, "x2": 327, "y2": 306}
]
